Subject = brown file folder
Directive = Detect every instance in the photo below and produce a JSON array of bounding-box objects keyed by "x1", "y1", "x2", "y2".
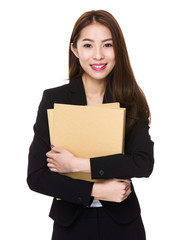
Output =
[
  {"x1": 47, "y1": 103, "x2": 126, "y2": 201},
  {"x1": 47, "y1": 102, "x2": 121, "y2": 146},
  {"x1": 47, "y1": 103, "x2": 126, "y2": 183}
]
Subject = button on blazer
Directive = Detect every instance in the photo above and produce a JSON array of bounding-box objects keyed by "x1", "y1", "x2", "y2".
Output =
[{"x1": 27, "y1": 77, "x2": 154, "y2": 227}]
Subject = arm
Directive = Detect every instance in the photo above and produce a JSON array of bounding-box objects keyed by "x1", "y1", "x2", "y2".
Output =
[
  {"x1": 46, "y1": 123, "x2": 154, "y2": 180},
  {"x1": 90, "y1": 122, "x2": 154, "y2": 179},
  {"x1": 27, "y1": 90, "x2": 94, "y2": 206},
  {"x1": 46, "y1": 146, "x2": 132, "y2": 203}
]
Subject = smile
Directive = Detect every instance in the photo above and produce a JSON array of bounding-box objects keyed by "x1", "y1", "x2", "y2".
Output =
[{"x1": 90, "y1": 63, "x2": 107, "y2": 71}]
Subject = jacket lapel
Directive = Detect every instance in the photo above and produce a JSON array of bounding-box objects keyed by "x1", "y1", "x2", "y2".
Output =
[{"x1": 67, "y1": 77, "x2": 87, "y2": 105}]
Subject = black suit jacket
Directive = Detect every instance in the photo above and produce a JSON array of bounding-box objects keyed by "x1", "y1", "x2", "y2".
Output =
[{"x1": 27, "y1": 77, "x2": 154, "y2": 227}]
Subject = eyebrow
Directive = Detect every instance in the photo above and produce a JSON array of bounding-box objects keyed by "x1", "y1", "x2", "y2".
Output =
[{"x1": 82, "y1": 38, "x2": 113, "y2": 42}]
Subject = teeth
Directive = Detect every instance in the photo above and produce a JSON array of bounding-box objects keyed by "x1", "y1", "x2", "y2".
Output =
[{"x1": 91, "y1": 64, "x2": 106, "y2": 68}]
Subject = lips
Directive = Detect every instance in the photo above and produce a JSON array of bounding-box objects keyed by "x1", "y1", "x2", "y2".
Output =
[{"x1": 90, "y1": 63, "x2": 107, "y2": 71}]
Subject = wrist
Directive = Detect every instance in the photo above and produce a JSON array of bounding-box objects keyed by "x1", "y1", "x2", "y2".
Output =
[
  {"x1": 91, "y1": 182, "x2": 103, "y2": 198},
  {"x1": 73, "y1": 157, "x2": 91, "y2": 173}
]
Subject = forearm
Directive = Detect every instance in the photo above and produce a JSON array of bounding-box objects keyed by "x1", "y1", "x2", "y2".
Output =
[
  {"x1": 90, "y1": 151, "x2": 154, "y2": 179},
  {"x1": 90, "y1": 123, "x2": 154, "y2": 179},
  {"x1": 27, "y1": 166, "x2": 94, "y2": 206},
  {"x1": 28, "y1": 131, "x2": 93, "y2": 206}
]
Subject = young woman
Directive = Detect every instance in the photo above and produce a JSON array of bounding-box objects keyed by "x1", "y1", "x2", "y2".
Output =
[{"x1": 27, "y1": 10, "x2": 154, "y2": 240}]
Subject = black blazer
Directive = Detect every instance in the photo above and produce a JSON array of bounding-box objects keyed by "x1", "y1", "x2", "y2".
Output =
[{"x1": 27, "y1": 77, "x2": 154, "y2": 227}]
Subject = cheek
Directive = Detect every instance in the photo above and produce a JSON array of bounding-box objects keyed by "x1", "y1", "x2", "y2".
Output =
[
  {"x1": 105, "y1": 49, "x2": 115, "y2": 62},
  {"x1": 108, "y1": 55, "x2": 116, "y2": 68},
  {"x1": 78, "y1": 49, "x2": 91, "y2": 63}
]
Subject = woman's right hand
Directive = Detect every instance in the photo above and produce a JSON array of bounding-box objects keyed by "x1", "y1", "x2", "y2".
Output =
[{"x1": 91, "y1": 178, "x2": 132, "y2": 203}]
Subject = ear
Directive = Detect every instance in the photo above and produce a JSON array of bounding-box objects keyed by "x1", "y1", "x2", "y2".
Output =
[{"x1": 70, "y1": 43, "x2": 79, "y2": 58}]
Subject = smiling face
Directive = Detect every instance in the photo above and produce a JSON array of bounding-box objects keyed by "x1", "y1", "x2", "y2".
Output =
[{"x1": 71, "y1": 23, "x2": 115, "y2": 83}]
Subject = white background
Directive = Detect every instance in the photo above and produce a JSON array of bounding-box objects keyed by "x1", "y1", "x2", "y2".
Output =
[{"x1": 0, "y1": 0, "x2": 188, "y2": 239}]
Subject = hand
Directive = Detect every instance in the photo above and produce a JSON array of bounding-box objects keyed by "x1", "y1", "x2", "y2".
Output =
[
  {"x1": 46, "y1": 146, "x2": 76, "y2": 173},
  {"x1": 91, "y1": 178, "x2": 132, "y2": 203}
]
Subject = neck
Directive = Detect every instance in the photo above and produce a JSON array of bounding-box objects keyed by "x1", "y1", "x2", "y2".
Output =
[{"x1": 82, "y1": 74, "x2": 106, "y2": 97}]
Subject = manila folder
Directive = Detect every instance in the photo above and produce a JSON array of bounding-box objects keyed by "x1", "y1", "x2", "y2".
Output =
[{"x1": 47, "y1": 103, "x2": 126, "y2": 182}]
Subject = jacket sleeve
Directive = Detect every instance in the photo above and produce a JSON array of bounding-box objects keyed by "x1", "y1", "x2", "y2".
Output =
[
  {"x1": 27, "y1": 90, "x2": 94, "y2": 206},
  {"x1": 90, "y1": 122, "x2": 154, "y2": 179}
]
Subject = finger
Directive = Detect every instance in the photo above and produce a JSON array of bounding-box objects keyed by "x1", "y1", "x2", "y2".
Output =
[
  {"x1": 49, "y1": 167, "x2": 58, "y2": 172},
  {"x1": 50, "y1": 145, "x2": 62, "y2": 153},
  {"x1": 120, "y1": 179, "x2": 131, "y2": 183},
  {"x1": 113, "y1": 178, "x2": 129, "y2": 182},
  {"x1": 46, "y1": 147, "x2": 61, "y2": 157},
  {"x1": 46, "y1": 151, "x2": 60, "y2": 159},
  {"x1": 46, "y1": 158, "x2": 54, "y2": 163},
  {"x1": 124, "y1": 189, "x2": 132, "y2": 199},
  {"x1": 116, "y1": 179, "x2": 131, "y2": 185},
  {"x1": 117, "y1": 181, "x2": 131, "y2": 190},
  {"x1": 46, "y1": 151, "x2": 55, "y2": 158},
  {"x1": 47, "y1": 163, "x2": 56, "y2": 168},
  {"x1": 124, "y1": 184, "x2": 130, "y2": 191},
  {"x1": 125, "y1": 182, "x2": 132, "y2": 190}
]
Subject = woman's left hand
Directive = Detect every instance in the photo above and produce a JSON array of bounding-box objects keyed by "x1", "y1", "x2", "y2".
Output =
[{"x1": 46, "y1": 146, "x2": 76, "y2": 173}]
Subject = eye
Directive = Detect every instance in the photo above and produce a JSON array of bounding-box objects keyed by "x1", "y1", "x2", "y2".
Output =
[
  {"x1": 104, "y1": 43, "x2": 113, "y2": 47},
  {"x1": 83, "y1": 44, "x2": 92, "y2": 48}
]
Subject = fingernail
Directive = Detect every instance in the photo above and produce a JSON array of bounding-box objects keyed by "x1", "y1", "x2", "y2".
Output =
[{"x1": 51, "y1": 144, "x2": 54, "y2": 148}]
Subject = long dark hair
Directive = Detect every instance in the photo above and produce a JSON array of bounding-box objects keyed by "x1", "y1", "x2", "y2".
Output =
[{"x1": 69, "y1": 10, "x2": 150, "y2": 132}]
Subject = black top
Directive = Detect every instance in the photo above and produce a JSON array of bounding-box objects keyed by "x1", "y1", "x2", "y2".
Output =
[{"x1": 27, "y1": 77, "x2": 154, "y2": 226}]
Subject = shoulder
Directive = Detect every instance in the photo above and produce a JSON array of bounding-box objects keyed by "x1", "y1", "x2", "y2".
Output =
[
  {"x1": 43, "y1": 81, "x2": 70, "y2": 98},
  {"x1": 40, "y1": 78, "x2": 84, "y2": 109},
  {"x1": 36, "y1": 82, "x2": 70, "y2": 111},
  {"x1": 43, "y1": 78, "x2": 82, "y2": 101}
]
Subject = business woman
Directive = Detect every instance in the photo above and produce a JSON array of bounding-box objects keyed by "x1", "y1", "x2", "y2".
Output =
[{"x1": 27, "y1": 10, "x2": 154, "y2": 240}]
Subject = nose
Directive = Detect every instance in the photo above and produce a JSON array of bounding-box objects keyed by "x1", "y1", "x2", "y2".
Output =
[{"x1": 93, "y1": 46, "x2": 104, "y2": 61}]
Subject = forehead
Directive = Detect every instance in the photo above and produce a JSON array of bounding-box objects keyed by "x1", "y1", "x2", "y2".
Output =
[{"x1": 78, "y1": 23, "x2": 112, "y2": 40}]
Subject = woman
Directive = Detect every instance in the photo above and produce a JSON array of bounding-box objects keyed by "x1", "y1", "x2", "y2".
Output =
[{"x1": 27, "y1": 10, "x2": 154, "y2": 240}]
